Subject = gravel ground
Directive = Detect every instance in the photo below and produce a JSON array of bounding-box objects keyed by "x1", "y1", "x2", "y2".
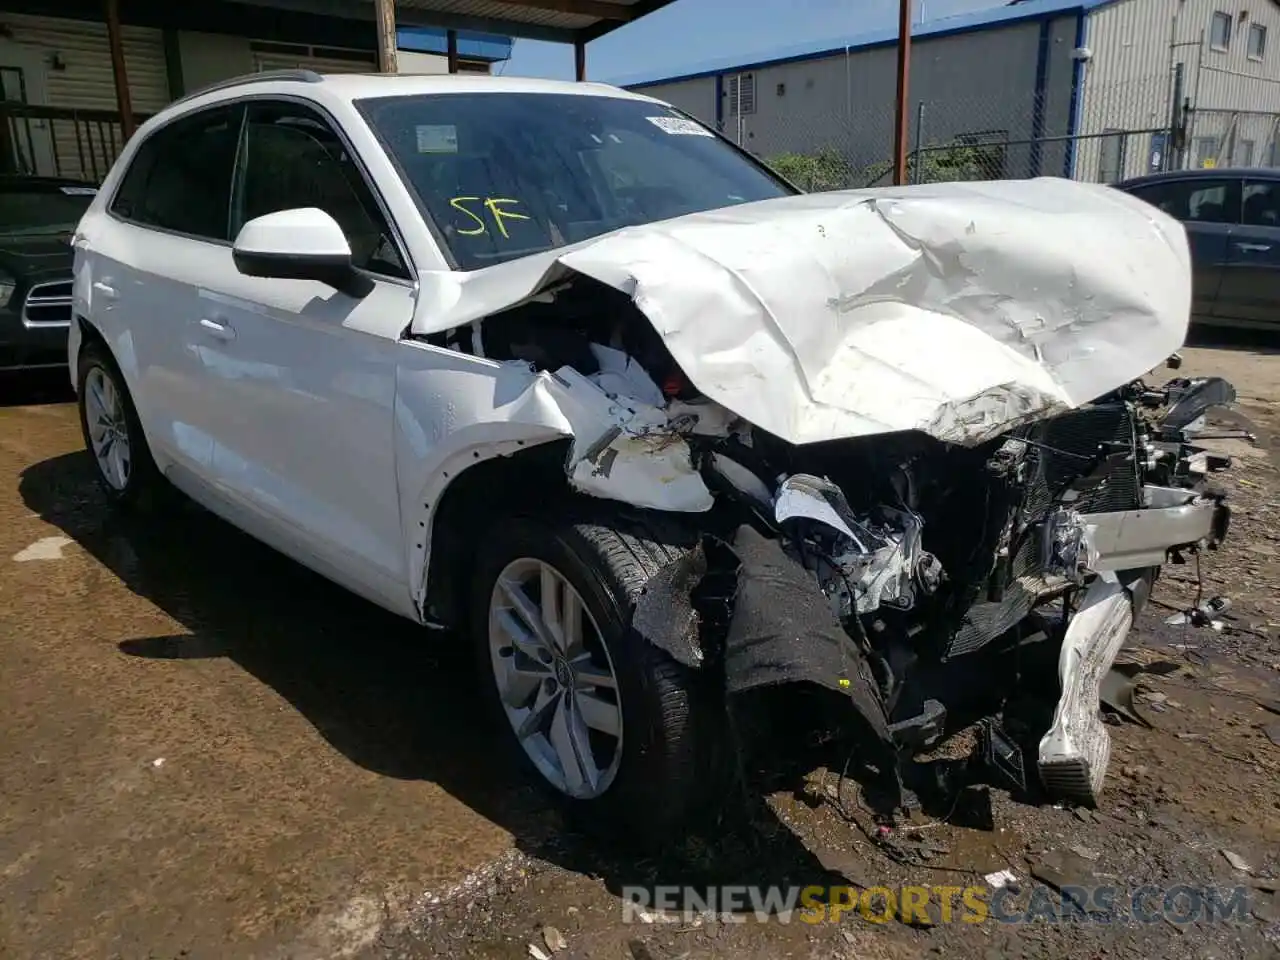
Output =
[{"x1": 0, "y1": 334, "x2": 1277, "y2": 960}]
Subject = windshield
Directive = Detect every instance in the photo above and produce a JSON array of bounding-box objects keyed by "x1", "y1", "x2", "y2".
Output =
[
  {"x1": 356, "y1": 92, "x2": 793, "y2": 270},
  {"x1": 0, "y1": 184, "x2": 95, "y2": 238}
]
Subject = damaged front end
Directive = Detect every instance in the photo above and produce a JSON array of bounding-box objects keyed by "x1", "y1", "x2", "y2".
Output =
[
  {"x1": 597, "y1": 368, "x2": 1234, "y2": 813},
  {"x1": 677, "y1": 373, "x2": 1233, "y2": 810},
  {"x1": 410, "y1": 178, "x2": 1233, "y2": 813}
]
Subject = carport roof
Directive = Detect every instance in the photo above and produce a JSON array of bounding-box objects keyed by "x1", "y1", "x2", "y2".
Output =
[{"x1": 234, "y1": 0, "x2": 678, "y2": 44}]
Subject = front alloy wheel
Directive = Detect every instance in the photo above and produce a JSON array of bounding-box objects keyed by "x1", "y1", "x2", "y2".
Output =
[
  {"x1": 488, "y1": 557, "x2": 624, "y2": 799},
  {"x1": 471, "y1": 516, "x2": 717, "y2": 845}
]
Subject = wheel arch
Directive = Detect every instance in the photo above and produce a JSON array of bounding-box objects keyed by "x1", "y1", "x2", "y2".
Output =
[
  {"x1": 417, "y1": 438, "x2": 576, "y2": 628},
  {"x1": 74, "y1": 315, "x2": 163, "y2": 468},
  {"x1": 74, "y1": 315, "x2": 142, "y2": 400}
]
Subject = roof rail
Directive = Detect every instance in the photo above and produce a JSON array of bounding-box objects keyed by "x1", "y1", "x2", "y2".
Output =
[{"x1": 171, "y1": 69, "x2": 324, "y2": 108}]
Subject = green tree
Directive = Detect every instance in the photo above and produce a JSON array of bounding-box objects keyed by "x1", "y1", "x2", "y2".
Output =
[{"x1": 765, "y1": 149, "x2": 856, "y2": 192}]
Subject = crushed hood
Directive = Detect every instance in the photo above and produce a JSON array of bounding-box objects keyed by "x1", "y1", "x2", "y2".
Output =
[{"x1": 412, "y1": 177, "x2": 1191, "y2": 447}]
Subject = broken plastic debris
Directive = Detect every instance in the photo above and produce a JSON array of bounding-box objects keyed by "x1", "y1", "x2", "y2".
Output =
[
  {"x1": 12, "y1": 536, "x2": 73, "y2": 562},
  {"x1": 1222, "y1": 850, "x2": 1251, "y2": 873},
  {"x1": 151, "y1": 758, "x2": 165, "y2": 768},
  {"x1": 542, "y1": 925, "x2": 567, "y2": 953},
  {"x1": 1164, "y1": 596, "x2": 1231, "y2": 629},
  {"x1": 985, "y1": 869, "x2": 1018, "y2": 889}
]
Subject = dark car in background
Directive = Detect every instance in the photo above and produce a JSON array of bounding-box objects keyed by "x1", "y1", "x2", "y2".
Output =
[
  {"x1": 1115, "y1": 168, "x2": 1280, "y2": 332},
  {"x1": 0, "y1": 176, "x2": 96, "y2": 372}
]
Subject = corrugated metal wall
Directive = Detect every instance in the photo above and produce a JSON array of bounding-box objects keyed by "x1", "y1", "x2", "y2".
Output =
[
  {"x1": 1081, "y1": 0, "x2": 1280, "y2": 180},
  {"x1": 0, "y1": 12, "x2": 169, "y2": 112},
  {"x1": 251, "y1": 44, "x2": 375, "y2": 74},
  {"x1": 632, "y1": 77, "x2": 718, "y2": 126},
  {"x1": 0, "y1": 12, "x2": 168, "y2": 180},
  {"x1": 630, "y1": 17, "x2": 1076, "y2": 185}
]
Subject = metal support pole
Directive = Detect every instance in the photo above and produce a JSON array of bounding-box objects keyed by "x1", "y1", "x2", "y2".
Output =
[
  {"x1": 1170, "y1": 62, "x2": 1186, "y2": 170},
  {"x1": 104, "y1": 0, "x2": 134, "y2": 139},
  {"x1": 447, "y1": 29, "x2": 459, "y2": 73},
  {"x1": 375, "y1": 0, "x2": 398, "y2": 74},
  {"x1": 912, "y1": 100, "x2": 925, "y2": 184},
  {"x1": 574, "y1": 39, "x2": 586, "y2": 81},
  {"x1": 893, "y1": 0, "x2": 912, "y2": 185}
]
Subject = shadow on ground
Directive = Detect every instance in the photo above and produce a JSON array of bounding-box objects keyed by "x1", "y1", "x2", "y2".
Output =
[
  {"x1": 18, "y1": 450, "x2": 862, "y2": 903},
  {"x1": 0, "y1": 369, "x2": 75, "y2": 407},
  {"x1": 1185, "y1": 325, "x2": 1280, "y2": 355}
]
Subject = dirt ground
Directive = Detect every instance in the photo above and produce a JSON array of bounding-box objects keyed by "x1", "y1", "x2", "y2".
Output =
[{"x1": 1, "y1": 333, "x2": 1277, "y2": 960}]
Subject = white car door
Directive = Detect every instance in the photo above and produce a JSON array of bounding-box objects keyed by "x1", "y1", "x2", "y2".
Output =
[
  {"x1": 192, "y1": 99, "x2": 417, "y2": 617},
  {"x1": 77, "y1": 103, "x2": 245, "y2": 479}
]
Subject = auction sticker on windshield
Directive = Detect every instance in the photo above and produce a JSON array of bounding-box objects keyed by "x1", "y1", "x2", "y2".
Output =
[
  {"x1": 416, "y1": 124, "x2": 459, "y2": 153},
  {"x1": 646, "y1": 116, "x2": 714, "y2": 137}
]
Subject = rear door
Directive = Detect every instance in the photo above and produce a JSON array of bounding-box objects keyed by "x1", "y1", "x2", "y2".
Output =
[
  {"x1": 1125, "y1": 176, "x2": 1240, "y2": 323},
  {"x1": 1216, "y1": 176, "x2": 1280, "y2": 329},
  {"x1": 81, "y1": 103, "x2": 243, "y2": 478}
]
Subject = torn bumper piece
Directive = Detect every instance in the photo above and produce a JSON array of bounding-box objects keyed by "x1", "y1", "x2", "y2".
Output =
[
  {"x1": 628, "y1": 524, "x2": 900, "y2": 789},
  {"x1": 1038, "y1": 577, "x2": 1136, "y2": 807},
  {"x1": 1078, "y1": 485, "x2": 1230, "y2": 573},
  {"x1": 1036, "y1": 484, "x2": 1228, "y2": 806}
]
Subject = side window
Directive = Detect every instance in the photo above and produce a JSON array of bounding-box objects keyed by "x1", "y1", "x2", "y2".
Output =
[
  {"x1": 1129, "y1": 179, "x2": 1239, "y2": 225},
  {"x1": 110, "y1": 105, "x2": 241, "y2": 240},
  {"x1": 232, "y1": 101, "x2": 407, "y2": 278},
  {"x1": 1242, "y1": 180, "x2": 1280, "y2": 227}
]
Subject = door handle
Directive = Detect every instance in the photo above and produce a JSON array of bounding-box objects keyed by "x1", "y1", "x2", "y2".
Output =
[
  {"x1": 92, "y1": 281, "x2": 117, "y2": 299},
  {"x1": 1234, "y1": 242, "x2": 1272, "y2": 253},
  {"x1": 199, "y1": 317, "x2": 236, "y2": 341}
]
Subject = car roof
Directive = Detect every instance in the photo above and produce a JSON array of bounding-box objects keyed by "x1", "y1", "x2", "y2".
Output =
[
  {"x1": 176, "y1": 69, "x2": 662, "y2": 110},
  {"x1": 1117, "y1": 167, "x2": 1280, "y2": 189}
]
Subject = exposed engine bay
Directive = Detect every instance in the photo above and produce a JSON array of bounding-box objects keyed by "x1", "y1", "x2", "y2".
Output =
[{"x1": 420, "y1": 268, "x2": 1235, "y2": 813}]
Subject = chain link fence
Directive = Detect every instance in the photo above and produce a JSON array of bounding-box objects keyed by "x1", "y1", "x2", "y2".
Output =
[{"x1": 707, "y1": 67, "x2": 1280, "y2": 192}]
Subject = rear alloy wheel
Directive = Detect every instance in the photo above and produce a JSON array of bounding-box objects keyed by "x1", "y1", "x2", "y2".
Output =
[
  {"x1": 487, "y1": 557, "x2": 624, "y2": 799},
  {"x1": 77, "y1": 340, "x2": 166, "y2": 510},
  {"x1": 83, "y1": 364, "x2": 132, "y2": 492}
]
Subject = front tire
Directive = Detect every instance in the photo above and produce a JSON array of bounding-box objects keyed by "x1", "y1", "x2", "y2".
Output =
[
  {"x1": 471, "y1": 513, "x2": 717, "y2": 845},
  {"x1": 76, "y1": 339, "x2": 166, "y2": 510}
]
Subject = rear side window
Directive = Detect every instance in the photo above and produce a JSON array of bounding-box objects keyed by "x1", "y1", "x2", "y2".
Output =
[
  {"x1": 1242, "y1": 179, "x2": 1280, "y2": 227},
  {"x1": 1127, "y1": 178, "x2": 1240, "y2": 224},
  {"x1": 110, "y1": 105, "x2": 243, "y2": 241}
]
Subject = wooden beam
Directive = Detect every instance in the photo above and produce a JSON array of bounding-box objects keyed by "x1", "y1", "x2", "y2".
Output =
[
  {"x1": 574, "y1": 38, "x2": 585, "y2": 80},
  {"x1": 375, "y1": 0, "x2": 398, "y2": 73},
  {"x1": 104, "y1": 0, "x2": 135, "y2": 138},
  {"x1": 501, "y1": 0, "x2": 632, "y2": 21},
  {"x1": 447, "y1": 28, "x2": 459, "y2": 73}
]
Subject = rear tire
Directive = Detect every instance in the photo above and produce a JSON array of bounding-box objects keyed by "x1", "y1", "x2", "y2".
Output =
[
  {"x1": 471, "y1": 511, "x2": 719, "y2": 846},
  {"x1": 76, "y1": 339, "x2": 167, "y2": 511}
]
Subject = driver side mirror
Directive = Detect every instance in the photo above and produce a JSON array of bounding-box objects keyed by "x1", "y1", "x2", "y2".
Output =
[{"x1": 232, "y1": 207, "x2": 374, "y2": 299}]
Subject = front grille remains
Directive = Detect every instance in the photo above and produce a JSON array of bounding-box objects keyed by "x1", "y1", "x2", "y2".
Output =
[
  {"x1": 21, "y1": 280, "x2": 73, "y2": 327},
  {"x1": 945, "y1": 403, "x2": 1141, "y2": 658}
]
